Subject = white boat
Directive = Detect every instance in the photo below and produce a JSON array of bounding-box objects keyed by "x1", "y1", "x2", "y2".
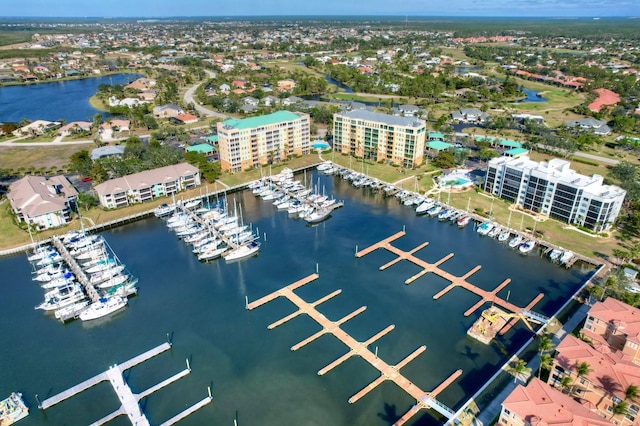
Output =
[
  {"x1": 198, "y1": 246, "x2": 227, "y2": 261},
  {"x1": 548, "y1": 248, "x2": 563, "y2": 261},
  {"x1": 36, "y1": 253, "x2": 62, "y2": 266},
  {"x1": 74, "y1": 246, "x2": 106, "y2": 261},
  {"x1": 498, "y1": 230, "x2": 511, "y2": 242},
  {"x1": 194, "y1": 241, "x2": 221, "y2": 254},
  {"x1": 89, "y1": 265, "x2": 126, "y2": 285},
  {"x1": 54, "y1": 300, "x2": 90, "y2": 320},
  {"x1": 316, "y1": 161, "x2": 333, "y2": 171},
  {"x1": 79, "y1": 296, "x2": 127, "y2": 321},
  {"x1": 32, "y1": 265, "x2": 67, "y2": 282},
  {"x1": 457, "y1": 215, "x2": 472, "y2": 228},
  {"x1": 44, "y1": 282, "x2": 82, "y2": 300},
  {"x1": 224, "y1": 241, "x2": 261, "y2": 262},
  {"x1": 27, "y1": 246, "x2": 56, "y2": 262},
  {"x1": 509, "y1": 235, "x2": 524, "y2": 248},
  {"x1": 304, "y1": 208, "x2": 332, "y2": 224},
  {"x1": 40, "y1": 273, "x2": 75, "y2": 289},
  {"x1": 0, "y1": 392, "x2": 29, "y2": 425},
  {"x1": 97, "y1": 273, "x2": 130, "y2": 289},
  {"x1": 36, "y1": 286, "x2": 86, "y2": 311},
  {"x1": 183, "y1": 199, "x2": 202, "y2": 210},
  {"x1": 438, "y1": 209, "x2": 453, "y2": 221},
  {"x1": 559, "y1": 250, "x2": 575, "y2": 265},
  {"x1": 427, "y1": 205, "x2": 442, "y2": 217},
  {"x1": 487, "y1": 226, "x2": 501, "y2": 238},
  {"x1": 519, "y1": 240, "x2": 537, "y2": 254},
  {"x1": 477, "y1": 221, "x2": 494, "y2": 236},
  {"x1": 154, "y1": 203, "x2": 176, "y2": 217},
  {"x1": 84, "y1": 258, "x2": 116, "y2": 274}
]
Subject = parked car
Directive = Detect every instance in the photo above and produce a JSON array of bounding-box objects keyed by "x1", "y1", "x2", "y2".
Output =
[{"x1": 81, "y1": 177, "x2": 92, "y2": 182}]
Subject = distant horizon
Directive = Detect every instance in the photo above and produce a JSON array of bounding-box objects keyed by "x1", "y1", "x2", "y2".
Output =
[
  {"x1": 1, "y1": 15, "x2": 638, "y2": 19},
  {"x1": 0, "y1": 0, "x2": 637, "y2": 19}
]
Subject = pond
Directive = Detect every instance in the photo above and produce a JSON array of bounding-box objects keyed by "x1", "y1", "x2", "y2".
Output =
[{"x1": 0, "y1": 73, "x2": 141, "y2": 123}]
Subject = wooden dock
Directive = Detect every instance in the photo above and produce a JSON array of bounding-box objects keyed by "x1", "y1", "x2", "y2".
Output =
[
  {"x1": 39, "y1": 342, "x2": 212, "y2": 425},
  {"x1": 51, "y1": 236, "x2": 100, "y2": 303},
  {"x1": 247, "y1": 274, "x2": 461, "y2": 425},
  {"x1": 356, "y1": 232, "x2": 548, "y2": 333}
]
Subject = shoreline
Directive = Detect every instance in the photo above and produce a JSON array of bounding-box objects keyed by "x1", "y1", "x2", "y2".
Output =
[{"x1": 0, "y1": 70, "x2": 142, "y2": 89}]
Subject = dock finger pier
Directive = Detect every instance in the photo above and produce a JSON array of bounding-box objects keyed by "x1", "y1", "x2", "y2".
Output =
[{"x1": 246, "y1": 273, "x2": 462, "y2": 425}]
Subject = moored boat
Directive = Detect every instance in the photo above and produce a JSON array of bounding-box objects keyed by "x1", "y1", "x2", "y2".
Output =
[
  {"x1": 498, "y1": 230, "x2": 511, "y2": 242},
  {"x1": 154, "y1": 203, "x2": 176, "y2": 218},
  {"x1": 508, "y1": 235, "x2": 524, "y2": 248},
  {"x1": 303, "y1": 208, "x2": 332, "y2": 224},
  {"x1": 79, "y1": 296, "x2": 127, "y2": 321},
  {"x1": 457, "y1": 215, "x2": 472, "y2": 228},
  {"x1": 519, "y1": 240, "x2": 536, "y2": 254},
  {"x1": 477, "y1": 221, "x2": 494, "y2": 236},
  {"x1": 559, "y1": 250, "x2": 575, "y2": 265},
  {"x1": 224, "y1": 241, "x2": 261, "y2": 262},
  {"x1": 0, "y1": 392, "x2": 28, "y2": 425}
]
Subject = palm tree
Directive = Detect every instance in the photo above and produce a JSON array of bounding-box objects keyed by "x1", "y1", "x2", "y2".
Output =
[
  {"x1": 610, "y1": 400, "x2": 629, "y2": 420},
  {"x1": 538, "y1": 353, "x2": 554, "y2": 380},
  {"x1": 537, "y1": 335, "x2": 554, "y2": 379},
  {"x1": 571, "y1": 361, "x2": 593, "y2": 395},
  {"x1": 507, "y1": 359, "x2": 532, "y2": 383},
  {"x1": 625, "y1": 384, "x2": 639, "y2": 403},
  {"x1": 559, "y1": 375, "x2": 573, "y2": 394}
]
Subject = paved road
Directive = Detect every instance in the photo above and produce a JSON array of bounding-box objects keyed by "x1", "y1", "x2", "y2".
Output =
[
  {"x1": 183, "y1": 70, "x2": 229, "y2": 120},
  {"x1": 573, "y1": 151, "x2": 620, "y2": 165}
]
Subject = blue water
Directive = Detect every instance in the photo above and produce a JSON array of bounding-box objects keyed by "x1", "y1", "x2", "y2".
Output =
[
  {"x1": 0, "y1": 73, "x2": 141, "y2": 122},
  {"x1": 312, "y1": 141, "x2": 331, "y2": 149},
  {"x1": 0, "y1": 172, "x2": 591, "y2": 425},
  {"x1": 323, "y1": 75, "x2": 355, "y2": 93},
  {"x1": 514, "y1": 88, "x2": 547, "y2": 103}
]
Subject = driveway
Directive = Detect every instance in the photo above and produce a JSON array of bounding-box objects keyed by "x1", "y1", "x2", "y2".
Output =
[{"x1": 183, "y1": 70, "x2": 229, "y2": 120}]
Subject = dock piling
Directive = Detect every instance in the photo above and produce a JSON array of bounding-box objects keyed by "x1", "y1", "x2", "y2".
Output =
[{"x1": 186, "y1": 358, "x2": 191, "y2": 372}]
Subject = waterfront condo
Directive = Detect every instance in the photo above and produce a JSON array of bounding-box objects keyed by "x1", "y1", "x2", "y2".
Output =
[
  {"x1": 217, "y1": 110, "x2": 311, "y2": 173},
  {"x1": 484, "y1": 155, "x2": 626, "y2": 231},
  {"x1": 332, "y1": 110, "x2": 426, "y2": 168}
]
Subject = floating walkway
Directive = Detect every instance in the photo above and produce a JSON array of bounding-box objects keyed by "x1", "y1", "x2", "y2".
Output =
[
  {"x1": 38, "y1": 342, "x2": 212, "y2": 425},
  {"x1": 247, "y1": 273, "x2": 461, "y2": 425},
  {"x1": 356, "y1": 231, "x2": 548, "y2": 335}
]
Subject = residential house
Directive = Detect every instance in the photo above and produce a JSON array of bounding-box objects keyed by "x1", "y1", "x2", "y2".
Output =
[
  {"x1": 8, "y1": 175, "x2": 78, "y2": 230},
  {"x1": 451, "y1": 108, "x2": 490, "y2": 123},
  {"x1": 394, "y1": 104, "x2": 421, "y2": 117},
  {"x1": 172, "y1": 113, "x2": 198, "y2": 124},
  {"x1": 99, "y1": 119, "x2": 130, "y2": 142},
  {"x1": 94, "y1": 163, "x2": 200, "y2": 209},
  {"x1": 57, "y1": 121, "x2": 92, "y2": 137},
  {"x1": 499, "y1": 378, "x2": 612, "y2": 426},
  {"x1": 263, "y1": 95, "x2": 279, "y2": 107},
  {"x1": 277, "y1": 79, "x2": 296, "y2": 91},
  {"x1": 153, "y1": 104, "x2": 184, "y2": 119},
  {"x1": 125, "y1": 77, "x2": 156, "y2": 91},
  {"x1": 12, "y1": 120, "x2": 61, "y2": 137},
  {"x1": 232, "y1": 79, "x2": 247, "y2": 89},
  {"x1": 186, "y1": 143, "x2": 215, "y2": 157},
  {"x1": 282, "y1": 96, "x2": 304, "y2": 106},
  {"x1": 219, "y1": 83, "x2": 231, "y2": 93},
  {"x1": 566, "y1": 118, "x2": 612, "y2": 136},
  {"x1": 242, "y1": 96, "x2": 259, "y2": 106},
  {"x1": 90, "y1": 145, "x2": 126, "y2": 161},
  {"x1": 511, "y1": 113, "x2": 545, "y2": 124}
]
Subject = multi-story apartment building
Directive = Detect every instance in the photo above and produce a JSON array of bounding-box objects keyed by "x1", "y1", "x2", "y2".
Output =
[
  {"x1": 8, "y1": 175, "x2": 78, "y2": 230},
  {"x1": 94, "y1": 163, "x2": 200, "y2": 209},
  {"x1": 217, "y1": 110, "x2": 310, "y2": 173},
  {"x1": 332, "y1": 110, "x2": 426, "y2": 168},
  {"x1": 499, "y1": 378, "x2": 612, "y2": 426},
  {"x1": 548, "y1": 333, "x2": 640, "y2": 425},
  {"x1": 484, "y1": 155, "x2": 626, "y2": 231}
]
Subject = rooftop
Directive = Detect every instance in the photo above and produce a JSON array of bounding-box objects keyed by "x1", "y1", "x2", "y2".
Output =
[
  {"x1": 94, "y1": 163, "x2": 198, "y2": 196},
  {"x1": 337, "y1": 109, "x2": 425, "y2": 128},
  {"x1": 221, "y1": 110, "x2": 303, "y2": 130},
  {"x1": 8, "y1": 175, "x2": 78, "y2": 218}
]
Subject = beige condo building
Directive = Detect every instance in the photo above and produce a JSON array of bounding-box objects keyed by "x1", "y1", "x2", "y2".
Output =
[
  {"x1": 217, "y1": 110, "x2": 310, "y2": 172},
  {"x1": 332, "y1": 110, "x2": 426, "y2": 168}
]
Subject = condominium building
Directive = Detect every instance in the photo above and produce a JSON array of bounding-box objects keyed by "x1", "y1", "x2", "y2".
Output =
[
  {"x1": 8, "y1": 175, "x2": 78, "y2": 230},
  {"x1": 332, "y1": 110, "x2": 426, "y2": 168},
  {"x1": 217, "y1": 110, "x2": 310, "y2": 173},
  {"x1": 94, "y1": 163, "x2": 200, "y2": 209},
  {"x1": 484, "y1": 155, "x2": 626, "y2": 231}
]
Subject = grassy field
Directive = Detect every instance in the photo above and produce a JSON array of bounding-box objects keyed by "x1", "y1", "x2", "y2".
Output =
[
  {"x1": 261, "y1": 59, "x2": 326, "y2": 79},
  {"x1": 88, "y1": 95, "x2": 110, "y2": 112},
  {"x1": 0, "y1": 145, "x2": 86, "y2": 170},
  {"x1": 217, "y1": 154, "x2": 323, "y2": 187}
]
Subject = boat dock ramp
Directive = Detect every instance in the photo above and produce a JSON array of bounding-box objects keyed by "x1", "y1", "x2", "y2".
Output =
[
  {"x1": 38, "y1": 341, "x2": 212, "y2": 425},
  {"x1": 356, "y1": 231, "x2": 549, "y2": 340},
  {"x1": 247, "y1": 273, "x2": 461, "y2": 425}
]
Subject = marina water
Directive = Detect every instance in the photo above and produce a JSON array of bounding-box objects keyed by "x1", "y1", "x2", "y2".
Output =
[{"x1": 0, "y1": 171, "x2": 591, "y2": 425}]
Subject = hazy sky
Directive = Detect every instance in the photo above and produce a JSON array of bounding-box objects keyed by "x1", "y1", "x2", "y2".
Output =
[{"x1": 1, "y1": 0, "x2": 637, "y2": 17}]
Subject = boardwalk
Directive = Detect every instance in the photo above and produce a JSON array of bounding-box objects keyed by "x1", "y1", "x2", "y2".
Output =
[
  {"x1": 247, "y1": 274, "x2": 461, "y2": 425},
  {"x1": 356, "y1": 232, "x2": 547, "y2": 331},
  {"x1": 39, "y1": 342, "x2": 212, "y2": 425},
  {"x1": 51, "y1": 236, "x2": 100, "y2": 303}
]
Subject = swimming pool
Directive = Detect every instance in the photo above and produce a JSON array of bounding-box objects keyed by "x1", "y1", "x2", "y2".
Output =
[{"x1": 311, "y1": 141, "x2": 330, "y2": 150}]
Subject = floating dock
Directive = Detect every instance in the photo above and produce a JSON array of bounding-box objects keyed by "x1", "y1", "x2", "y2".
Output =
[
  {"x1": 247, "y1": 273, "x2": 461, "y2": 425},
  {"x1": 38, "y1": 342, "x2": 212, "y2": 425},
  {"x1": 51, "y1": 236, "x2": 100, "y2": 303},
  {"x1": 356, "y1": 231, "x2": 549, "y2": 337}
]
